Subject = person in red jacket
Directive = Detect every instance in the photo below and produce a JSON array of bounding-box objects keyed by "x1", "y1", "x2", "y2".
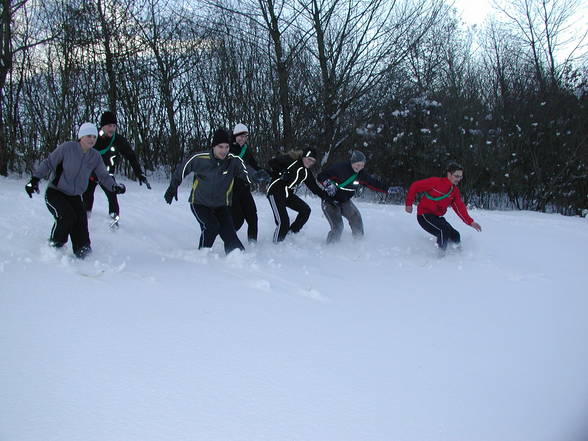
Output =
[{"x1": 405, "y1": 162, "x2": 482, "y2": 252}]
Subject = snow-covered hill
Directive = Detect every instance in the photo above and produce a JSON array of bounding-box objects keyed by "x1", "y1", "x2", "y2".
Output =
[{"x1": 1, "y1": 175, "x2": 587, "y2": 441}]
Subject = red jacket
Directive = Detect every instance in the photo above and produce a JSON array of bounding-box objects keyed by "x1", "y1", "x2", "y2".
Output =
[{"x1": 405, "y1": 177, "x2": 474, "y2": 225}]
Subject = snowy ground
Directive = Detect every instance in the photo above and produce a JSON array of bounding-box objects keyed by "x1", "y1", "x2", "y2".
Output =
[{"x1": 1, "y1": 175, "x2": 587, "y2": 441}]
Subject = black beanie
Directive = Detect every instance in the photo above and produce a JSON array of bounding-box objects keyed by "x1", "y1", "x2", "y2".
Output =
[
  {"x1": 211, "y1": 128, "x2": 231, "y2": 147},
  {"x1": 302, "y1": 148, "x2": 318, "y2": 160},
  {"x1": 100, "y1": 111, "x2": 117, "y2": 127}
]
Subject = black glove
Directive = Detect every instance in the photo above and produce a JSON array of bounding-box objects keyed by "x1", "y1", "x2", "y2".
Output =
[
  {"x1": 253, "y1": 169, "x2": 271, "y2": 184},
  {"x1": 138, "y1": 173, "x2": 151, "y2": 190},
  {"x1": 25, "y1": 177, "x2": 40, "y2": 198},
  {"x1": 164, "y1": 186, "x2": 178, "y2": 204},
  {"x1": 323, "y1": 180, "x2": 338, "y2": 197},
  {"x1": 112, "y1": 183, "x2": 126, "y2": 194},
  {"x1": 387, "y1": 186, "x2": 401, "y2": 195}
]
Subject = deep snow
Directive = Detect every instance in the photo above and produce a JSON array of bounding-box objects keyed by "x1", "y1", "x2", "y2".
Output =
[{"x1": 1, "y1": 175, "x2": 587, "y2": 441}]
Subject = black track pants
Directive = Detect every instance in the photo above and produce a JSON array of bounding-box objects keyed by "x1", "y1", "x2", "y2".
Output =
[
  {"x1": 321, "y1": 199, "x2": 364, "y2": 243},
  {"x1": 45, "y1": 187, "x2": 91, "y2": 256},
  {"x1": 267, "y1": 191, "x2": 311, "y2": 243},
  {"x1": 230, "y1": 183, "x2": 258, "y2": 242},
  {"x1": 190, "y1": 204, "x2": 244, "y2": 254},
  {"x1": 417, "y1": 214, "x2": 460, "y2": 250},
  {"x1": 83, "y1": 177, "x2": 119, "y2": 215}
]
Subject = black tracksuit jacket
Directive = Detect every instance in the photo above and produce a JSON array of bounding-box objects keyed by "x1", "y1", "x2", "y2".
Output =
[{"x1": 267, "y1": 154, "x2": 325, "y2": 199}]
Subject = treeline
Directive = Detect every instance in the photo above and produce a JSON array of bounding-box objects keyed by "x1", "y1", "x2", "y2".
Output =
[{"x1": 1, "y1": 0, "x2": 586, "y2": 215}]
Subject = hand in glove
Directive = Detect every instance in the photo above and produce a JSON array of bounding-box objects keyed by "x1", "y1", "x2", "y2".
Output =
[
  {"x1": 25, "y1": 177, "x2": 40, "y2": 198},
  {"x1": 387, "y1": 186, "x2": 400, "y2": 195},
  {"x1": 164, "y1": 186, "x2": 178, "y2": 204},
  {"x1": 253, "y1": 169, "x2": 271, "y2": 184},
  {"x1": 138, "y1": 173, "x2": 152, "y2": 190},
  {"x1": 113, "y1": 183, "x2": 126, "y2": 194},
  {"x1": 323, "y1": 180, "x2": 338, "y2": 197}
]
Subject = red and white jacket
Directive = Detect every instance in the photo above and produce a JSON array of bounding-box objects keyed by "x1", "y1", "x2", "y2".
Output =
[{"x1": 405, "y1": 177, "x2": 474, "y2": 225}]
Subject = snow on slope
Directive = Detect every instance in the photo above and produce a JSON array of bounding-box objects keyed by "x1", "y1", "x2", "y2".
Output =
[{"x1": 1, "y1": 176, "x2": 587, "y2": 441}]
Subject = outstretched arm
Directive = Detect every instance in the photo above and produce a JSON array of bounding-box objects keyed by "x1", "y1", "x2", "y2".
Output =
[{"x1": 304, "y1": 172, "x2": 327, "y2": 199}]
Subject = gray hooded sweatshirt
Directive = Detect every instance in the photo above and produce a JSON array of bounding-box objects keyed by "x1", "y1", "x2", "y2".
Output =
[{"x1": 33, "y1": 141, "x2": 117, "y2": 196}]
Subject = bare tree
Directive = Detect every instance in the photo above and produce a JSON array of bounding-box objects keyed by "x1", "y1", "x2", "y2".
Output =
[
  {"x1": 297, "y1": 0, "x2": 444, "y2": 159},
  {"x1": 492, "y1": 0, "x2": 588, "y2": 92},
  {"x1": 1, "y1": 0, "x2": 55, "y2": 175},
  {"x1": 132, "y1": 0, "x2": 209, "y2": 167}
]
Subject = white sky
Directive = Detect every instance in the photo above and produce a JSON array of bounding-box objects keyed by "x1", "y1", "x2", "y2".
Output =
[{"x1": 452, "y1": 0, "x2": 493, "y2": 25}]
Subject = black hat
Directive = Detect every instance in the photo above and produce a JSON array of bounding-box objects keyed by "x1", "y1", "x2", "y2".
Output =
[
  {"x1": 211, "y1": 128, "x2": 231, "y2": 147},
  {"x1": 302, "y1": 148, "x2": 317, "y2": 160},
  {"x1": 100, "y1": 111, "x2": 117, "y2": 127},
  {"x1": 350, "y1": 150, "x2": 366, "y2": 164}
]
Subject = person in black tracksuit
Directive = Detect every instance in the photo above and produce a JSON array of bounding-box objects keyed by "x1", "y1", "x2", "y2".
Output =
[
  {"x1": 266, "y1": 148, "x2": 326, "y2": 243},
  {"x1": 229, "y1": 123, "x2": 269, "y2": 243},
  {"x1": 317, "y1": 150, "x2": 390, "y2": 243},
  {"x1": 164, "y1": 128, "x2": 251, "y2": 254},
  {"x1": 83, "y1": 111, "x2": 150, "y2": 221},
  {"x1": 25, "y1": 123, "x2": 126, "y2": 258}
]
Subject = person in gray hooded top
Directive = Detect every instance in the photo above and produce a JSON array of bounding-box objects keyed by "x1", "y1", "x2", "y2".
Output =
[
  {"x1": 164, "y1": 128, "x2": 251, "y2": 254},
  {"x1": 25, "y1": 122, "x2": 126, "y2": 258}
]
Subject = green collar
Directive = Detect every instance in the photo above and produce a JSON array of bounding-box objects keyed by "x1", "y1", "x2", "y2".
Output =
[{"x1": 97, "y1": 132, "x2": 116, "y2": 155}]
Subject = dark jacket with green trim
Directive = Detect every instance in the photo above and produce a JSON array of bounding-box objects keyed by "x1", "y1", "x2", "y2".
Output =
[
  {"x1": 93, "y1": 132, "x2": 143, "y2": 177},
  {"x1": 169, "y1": 149, "x2": 250, "y2": 207},
  {"x1": 229, "y1": 142, "x2": 260, "y2": 191},
  {"x1": 317, "y1": 161, "x2": 387, "y2": 203}
]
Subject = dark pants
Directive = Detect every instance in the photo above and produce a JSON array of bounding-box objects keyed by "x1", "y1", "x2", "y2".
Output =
[
  {"x1": 190, "y1": 204, "x2": 244, "y2": 254},
  {"x1": 321, "y1": 199, "x2": 364, "y2": 243},
  {"x1": 230, "y1": 182, "x2": 258, "y2": 242},
  {"x1": 45, "y1": 187, "x2": 91, "y2": 257},
  {"x1": 417, "y1": 214, "x2": 460, "y2": 250},
  {"x1": 267, "y1": 190, "x2": 311, "y2": 243},
  {"x1": 83, "y1": 177, "x2": 119, "y2": 215}
]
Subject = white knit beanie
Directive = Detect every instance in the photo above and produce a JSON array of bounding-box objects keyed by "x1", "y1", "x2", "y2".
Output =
[
  {"x1": 233, "y1": 123, "x2": 248, "y2": 136},
  {"x1": 78, "y1": 122, "x2": 98, "y2": 139}
]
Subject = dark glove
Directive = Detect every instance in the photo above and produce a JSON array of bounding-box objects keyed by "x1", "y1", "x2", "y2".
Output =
[
  {"x1": 25, "y1": 177, "x2": 40, "y2": 198},
  {"x1": 138, "y1": 173, "x2": 151, "y2": 190},
  {"x1": 323, "y1": 180, "x2": 338, "y2": 197},
  {"x1": 387, "y1": 186, "x2": 401, "y2": 195},
  {"x1": 164, "y1": 186, "x2": 178, "y2": 204},
  {"x1": 112, "y1": 183, "x2": 126, "y2": 194},
  {"x1": 253, "y1": 169, "x2": 271, "y2": 184}
]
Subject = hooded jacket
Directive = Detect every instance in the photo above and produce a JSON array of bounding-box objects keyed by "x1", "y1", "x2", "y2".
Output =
[
  {"x1": 169, "y1": 150, "x2": 250, "y2": 207},
  {"x1": 33, "y1": 141, "x2": 117, "y2": 196}
]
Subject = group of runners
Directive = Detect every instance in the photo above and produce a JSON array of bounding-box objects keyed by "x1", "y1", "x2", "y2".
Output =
[{"x1": 25, "y1": 114, "x2": 482, "y2": 258}]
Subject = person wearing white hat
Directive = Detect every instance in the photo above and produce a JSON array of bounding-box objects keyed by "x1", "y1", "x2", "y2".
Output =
[
  {"x1": 228, "y1": 123, "x2": 269, "y2": 242},
  {"x1": 24, "y1": 122, "x2": 126, "y2": 258}
]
